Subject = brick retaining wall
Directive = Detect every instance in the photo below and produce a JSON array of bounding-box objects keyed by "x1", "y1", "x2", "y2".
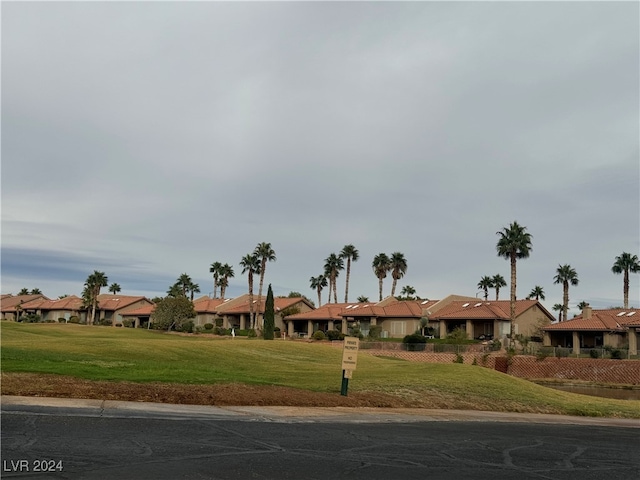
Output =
[{"x1": 363, "y1": 349, "x2": 639, "y2": 385}]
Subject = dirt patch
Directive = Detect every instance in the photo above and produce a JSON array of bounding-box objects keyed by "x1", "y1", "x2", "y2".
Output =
[{"x1": 1, "y1": 373, "x2": 414, "y2": 408}]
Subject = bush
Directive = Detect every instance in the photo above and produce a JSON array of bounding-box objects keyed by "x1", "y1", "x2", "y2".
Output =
[
  {"x1": 122, "y1": 319, "x2": 133, "y2": 328},
  {"x1": 58, "y1": 317, "x2": 66, "y2": 323},
  {"x1": 204, "y1": 323, "x2": 214, "y2": 330},
  {"x1": 194, "y1": 326, "x2": 204, "y2": 334},
  {"x1": 312, "y1": 330, "x2": 326, "y2": 341},
  {"x1": 536, "y1": 347, "x2": 553, "y2": 361},
  {"x1": 22, "y1": 313, "x2": 41, "y2": 323},
  {"x1": 454, "y1": 353, "x2": 464, "y2": 364},
  {"x1": 556, "y1": 347, "x2": 570, "y2": 358},
  {"x1": 68, "y1": 316, "x2": 80, "y2": 324},
  {"x1": 446, "y1": 327, "x2": 469, "y2": 345},
  {"x1": 490, "y1": 339, "x2": 502, "y2": 351},
  {"x1": 326, "y1": 330, "x2": 344, "y2": 341},
  {"x1": 610, "y1": 349, "x2": 623, "y2": 360},
  {"x1": 179, "y1": 320, "x2": 195, "y2": 333},
  {"x1": 247, "y1": 329, "x2": 257, "y2": 338},
  {"x1": 368, "y1": 325, "x2": 382, "y2": 339},
  {"x1": 213, "y1": 326, "x2": 228, "y2": 336},
  {"x1": 403, "y1": 333, "x2": 427, "y2": 351},
  {"x1": 215, "y1": 318, "x2": 223, "y2": 327},
  {"x1": 589, "y1": 349, "x2": 601, "y2": 359}
]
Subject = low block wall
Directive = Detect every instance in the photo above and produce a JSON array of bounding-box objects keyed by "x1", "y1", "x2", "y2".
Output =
[{"x1": 363, "y1": 350, "x2": 639, "y2": 385}]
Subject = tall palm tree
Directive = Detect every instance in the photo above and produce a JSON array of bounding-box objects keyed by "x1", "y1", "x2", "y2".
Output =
[
  {"x1": 389, "y1": 252, "x2": 408, "y2": 297},
  {"x1": 552, "y1": 303, "x2": 563, "y2": 322},
  {"x1": 553, "y1": 264, "x2": 579, "y2": 323},
  {"x1": 18, "y1": 288, "x2": 29, "y2": 295},
  {"x1": 372, "y1": 253, "x2": 391, "y2": 301},
  {"x1": 611, "y1": 252, "x2": 640, "y2": 309},
  {"x1": 496, "y1": 221, "x2": 533, "y2": 340},
  {"x1": 527, "y1": 286, "x2": 546, "y2": 301},
  {"x1": 30, "y1": 288, "x2": 42, "y2": 295},
  {"x1": 189, "y1": 282, "x2": 201, "y2": 301},
  {"x1": 240, "y1": 254, "x2": 261, "y2": 329},
  {"x1": 492, "y1": 274, "x2": 507, "y2": 301},
  {"x1": 309, "y1": 275, "x2": 328, "y2": 307},
  {"x1": 577, "y1": 301, "x2": 589, "y2": 311},
  {"x1": 477, "y1": 276, "x2": 493, "y2": 301},
  {"x1": 108, "y1": 283, "x2": 121, "y2": 295},
  {"x1": 254, "y1": 242, "x2": 276, "y2": 326},
  {"x1": 324, "y1": 253, "x2": 344, "y2": 303},
  {"x1": 218, "y1": 263, "x2": 235, "y2": 299},
  {"x1": 209, "y1": 261, "x2": 223, "y2": 298},
  {"x1": 84, "y1": 270, "x2": 108, "y2": 326},
  {"x1": 177, "y1": 273, "x2": 193, "y2": 297},
  {"x1": 340, "y1": 244, "x2": 359, "y2": 303},
  {"x1": 357, "y1": 295, "x2": 369, "y2": 303}
]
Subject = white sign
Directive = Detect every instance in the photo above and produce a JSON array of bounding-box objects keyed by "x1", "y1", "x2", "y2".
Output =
[{"x1": 341, "y1": 337, "x2": 359, "y2": 371}]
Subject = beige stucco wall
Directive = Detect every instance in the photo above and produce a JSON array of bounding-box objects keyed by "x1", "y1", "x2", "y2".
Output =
[
  {"x1": 514, "y1": 305, "x2": 552, "y2": 337},
  {"x1": 378, "y1": 318, "x2": 421, "y2": 338}
]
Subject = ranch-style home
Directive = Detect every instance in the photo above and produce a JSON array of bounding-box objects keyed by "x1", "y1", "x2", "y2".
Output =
[
  {"x1": 19, "y1": 295, "x2": 87, "y2": 322},
  {"x1": 213, "y1": 294, "x2": 315, "y2": 331},
  {"x1": 542, "y1": 305, "x2": 639, "y2": 355},
  {"x1": 1, "y1": 293, "x2": 49, "y2": 320},
  {"x1": 429, "y1": 299, "x2": 555, "y2": 340}
]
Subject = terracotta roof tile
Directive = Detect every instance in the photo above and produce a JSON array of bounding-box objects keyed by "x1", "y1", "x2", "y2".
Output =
[
  {"x1": 22, "y1": 295, "x2": 84, "y2": 311},
  {"x1": 430, "y1": 300, "x2": 542, "y2": 320},
  {"x1": 286, "y1": 303, "x2": 353, "y2": 321},
  {"x1": 193, "y1": 297, "x2": 226, "y2": 313},
  {"x1": 544, "y1": 309, "x2": 640, "y2": 331},
  {"x1": 1, "y1": 294, "x2": 49, "y2": 311},
  {"x1": 121, "y1": 304, "x2": 156, "y2": 316},
  {"x1": 97, "y1": 294, "x2": 151, "y2": 311},
  {"x1": 217, "y1": 297, "x2": 313, "y2": 315}
]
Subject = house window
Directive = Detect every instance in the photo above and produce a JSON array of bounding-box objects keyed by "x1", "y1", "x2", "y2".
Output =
[{"x1": 390, "y1": 321, "x2": 405, "y2": 336}]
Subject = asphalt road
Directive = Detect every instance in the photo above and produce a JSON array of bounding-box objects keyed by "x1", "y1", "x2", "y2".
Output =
[{"x1": 2, "y1": 399, "x2": 639, "y2": 480}]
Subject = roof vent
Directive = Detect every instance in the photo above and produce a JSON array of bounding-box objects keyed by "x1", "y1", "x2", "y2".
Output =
[
  {"x1": 363, "y1": 305, "x2": 369, "y2": 308},
  {"x1": 627, "y1": 311, "x2": 636, "y2": 316},
  {"x1": 462, "y1": 303, "x2": 470, "y2": 307},
  {"x1": 352, "y1": 305, "x2": 358, "y2": 309},
  {"x1": 474, "y1": 303, "x2": 482, "y2": 307},
  {"x1": 421, "y1": 300, "x2": 429, "y2": 305},
  {"x1": 345, "y1": 305, "x2": 353, "y2": 309},
  {"x1": 617, "y1": 312, "x2": 627, "y2": 317}
]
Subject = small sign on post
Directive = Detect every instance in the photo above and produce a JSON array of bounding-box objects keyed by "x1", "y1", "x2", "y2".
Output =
[{"x1": 340, "y1": 337, "x2": 359, "y2": 396}]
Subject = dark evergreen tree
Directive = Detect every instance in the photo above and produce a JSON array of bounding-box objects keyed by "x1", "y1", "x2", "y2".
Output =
[{"x1": 263, "y1": 284, "x2": 275, "y2": 340}]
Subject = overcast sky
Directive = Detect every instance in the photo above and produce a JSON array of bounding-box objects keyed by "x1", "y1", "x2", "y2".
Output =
[{"x1": 2, "y1": 2, "x2": 639, "y2": 317}]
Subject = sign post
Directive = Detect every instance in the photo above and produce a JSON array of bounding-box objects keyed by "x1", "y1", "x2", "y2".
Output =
[{"x1": 340, "y1": 337, "x2": 359, "y2": 396}]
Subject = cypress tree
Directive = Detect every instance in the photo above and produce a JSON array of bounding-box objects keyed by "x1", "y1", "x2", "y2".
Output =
[{"x1": 263, "y1": 284, "x2": 275, "y2": 340}]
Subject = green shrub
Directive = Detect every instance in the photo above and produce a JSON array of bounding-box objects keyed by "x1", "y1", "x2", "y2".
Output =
[
  {"x1": 471, "y1": 357, "x2": 478, "y2": 366},
  {"x1": 312, "y1": 330, "x2": 326, "y2": 341},
  {"x1": 589, "y1": 349, "x2": 601, "y2": 359},
  {"x1": 247, "y1": 329, "x2": 257, "y2": 338},
  {"x1": 22, "y1": 314, "x2": 41, "y2": 323},
  {"x1": 403, "y1": 333, "x2": 427, "y2": 351},
  {"x1": 179, "y1": 320, "x2": 194, "y2": 333},
  {"x1": 536, "y1": 347, "x2": 553, "y2": 361},
  {"x1": 122, "y1": 319, "x2": 133, "y2": 328},
  {"x1": 610, "y1": 349, "x2": 623, "y2": 360},
  {"x1": 204, "y1": 323, "x2": 214, "y2": 330},
  {"x1": 194, "y1": 326, "x2": 204, "y2": 334},
  {"x1": 454, "y1": 353, "x2": 464, "y2": 364},
  {"x1": 213, "y1": 326, "x2": 228, "y2": 336},
  {"x1": 68, "y1": 316, "x2": 80, "y2": 324},
  {"x1": 556, "y1": 347, "x2": 570, "y2": 358},
  {"x1": 490, "y1": 339, "x2": 502, "y2": 351},
  {"x1": 58, "y1": 317, "x2": 66, "y2": 323},
  {"x1": 368, "y1": 325, "x2": 382, "y2": 339},
  {"x1": 326, "y1": 330, "x2": 344, "y2": 341},
  {"x1": 446, "y1": 327, "x2": 469, "y2": 345},
  {"x1": 215, "y1": 318, "x2": 223, "y2": 327},
  {"x1": 45, "y1": 319, "x2": 57, "y2": 323}
]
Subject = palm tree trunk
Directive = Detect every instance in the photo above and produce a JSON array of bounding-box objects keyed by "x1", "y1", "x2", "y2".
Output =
[
  {"x1": 317, "y1": 288, "x2": 322, "y2": 308},
  {"x1": 333, "y1": 276, "x2": 338, "y2": 303},
  {"x1": 563, "y1": 283, "x2": 569, "y2": 323},
  {"x1": 509, "y1": 254, "x2": 516, "y2": 340},
  {"x1": 248, "y1": 274, "x2": 254, "y2": 329},
  {"x1": 391, "y1": 278, "x2": 397, "y2": 297},
  {"x1": 624, "y1": 268, "x2": 629, "y2": 309},
  {"x1": 257, "y1": 262, "x2": 266, "y2": 328},
  {"x1": 484, "y1": 288, "x2": 488, "y2": 301},
  {"x1": 344, "y1": 259, "x2": 351, "y2": 303},
  {"x1": 378, "y1": 277, "x2": 383, "y2": 302},
  {"x1": 495, "y1": 288, "x2": 499, "y2": 301}
]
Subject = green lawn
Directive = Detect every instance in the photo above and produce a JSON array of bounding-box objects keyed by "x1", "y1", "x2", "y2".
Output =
[{"x1": 2, "y1": 322, "x2": 639, "y2": 418}]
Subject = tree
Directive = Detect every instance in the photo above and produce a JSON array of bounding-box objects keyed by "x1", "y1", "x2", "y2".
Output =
[
  {"x1": 372, "y1": 253, "x2": 391, "y2": 301},
  {"x1": 30, "y1": 288, "x2": 42, "y2": 295},
  {"x1": 389, "y1": 252, "x2": 408, "y2": 297},
  {"x1": 263, "y1": 284, "x2": 275, "y2": 340},
  {"x1": 496, "y1": 221, "x2": 533, "y2": 340},
  {"x1": 553, "y1": 264, "x2": 579, "y2": 323},
  {"x1": 189, "y1": 282, "x2": 201, "y2": 301},
  {"x1": 552, "y1": 303, "x2": 563, "y2": 322},
  {"x1": 577, "y1": 301, "x2": 589, "y2": 310},
  {"x1": 400, "y1": 285, "x2": 417, "y2": 300},
  {"x1": 151, "y1": 296, "x2": 196, "y2": 332},
  {"x1": 218, "y1": 263, "x2": 235, "y2": 299},
  {"x1": 611, "y1": 252, "x2": 640, "y2": 309},
  {"x1": 254, "y1": 242, "x2": 276, "y2": 328},
  {"x1": 324, "y1": 253, "x2": 344, "y2": 303},
  {"x1": 83, "y1": 271, "x2": 108, "y2": 326},
  {"x1": 492, "y1": 274, "x2": 507, "y2": 301},
  {"x1": 310, "y1": 275, "x2": 328, "y2": 307},
  {"x1": 477, "y1": 276, "x2": 493, "y2": 301},
  {"x1": 176, "y1": 273, "x2": 193, "y2": 297},
  {"x1": 18, "y1": 288, "x2": 29, "y2": 295},
  {"x1": 209, "y1": 261, "x2": 223, "y2": 298},
  {"x1": 527, "y1": 286, "x2": 546, "y2": 301},
  {"x1": 240, "y1": 253, "x2": 261, "y2": 329},
  {"x1": 108, "y1": 283, "x2": 121, "y2": 295},
  {"x1": 340, "y1": 244, "x2": 359, "y2": 303},
  {"x1": 166, "y1": 283, "x2": 184, "y2": 298},
  {"x1": 357, "y1": 295, "x2": 369, "y2": 303}
]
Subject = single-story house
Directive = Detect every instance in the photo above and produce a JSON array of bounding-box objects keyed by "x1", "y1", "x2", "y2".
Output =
[
  {"x1": 429, "y1": 299, "x2": 554, "y2": 340},
  {"x1": 542, "y1": 306, "x2": 639, "y2": 355},
  {"x1": 192, "y1": 297, "x2": 228, "y2": 327},
  {"x1": 214, "y1": 294, "x2": 315, "y2": 331},
  {"x1": 120, "y1": 303, "x2": 156, "y2": 328},
  {"x1": 19, "y1": 295, "x2": 87, "y2": 322},
  {"x1": 1, "y1": 294, "x2": 49, "y2": 320},
  {"x1": 96, "y1": 294, "x2": 155, "y2": 326},
  {"x1": 284, "y1": 303, "x2": 355, "y2": 338}
]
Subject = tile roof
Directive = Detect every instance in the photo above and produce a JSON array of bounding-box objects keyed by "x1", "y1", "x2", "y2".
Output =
[
  {"x1": 97, "y1": 294, "x2": 152, "y2": 310},
  {"x1": 21, "y1": 295, "x2": 84, "y2": 311},
  {"x1": 193, "y1": 297, "x2": 227, "y2": 313},
  {"x1": 1, "y1": 294, "x2": 49, "y2": 312},
  {"x1": 543, "y1": 309, "x2": 640, "y2": 331},
  {"x1": 344, "y1": 300, "x2": 434, "y2": 318},
  {"x1": 429, "y1": 300, "x2": 542, "y2": 320},
  {"x1": 216, "y1": 297, "x2": 313, "y2": 315},
  {"x1": 121, "y1": 304, "x2": 156, "y2": 316},
  {"x1": 286, "y1": 303, "x2": 354, "y2": 321}
]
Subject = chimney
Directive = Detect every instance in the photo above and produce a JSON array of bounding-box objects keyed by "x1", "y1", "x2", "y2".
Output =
[{"x1": 583, "y1": 304, "x2": 592, "y2": 319}]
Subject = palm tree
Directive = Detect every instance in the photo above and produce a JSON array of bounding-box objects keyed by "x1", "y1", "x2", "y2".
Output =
[
  {"x1": 477, "y1": 276, "x2": 493, "y2": 301},
  {"x1": 552, "y1": 303, "x2": 563, "y2": 322},
  {"x1": 209, "y1": 261, "x2": 223, "y2": 298},
  {"x1": 254, "y1": 242, "x2": 276, "y2": 326},
  {"x1": 611, "y1": 252, "x2": 640, "y2": 309},
  {"x1": 357, "y1": 296, "x2": 369, "y2": 303},
  {"x1": 189, "y1": 282, "x2": 201, "y2": 301},
  {"x1": 492, "y1": 274, "x2": 507, "y2": 300},
  {"x1": 527, "y1": 286, "x2": 546, "y2": 301},
  {"x1": 389, "y1": 252, "x2": 408, "y2": 297},
  {"x1": 30, "y1": 288, "x2": 42, "y2": 295},
  {"x1": 177, "y1": 273, "x2": 193, "y2": 297},
  {"x1": 18, "y1": 288, "x2": 29, "y2": 295},
  {"x1": 108, "y1": 283, "x2": 121, "y2": 295},
  {"x1": 324, "y1": 253, "x2": 344, "y2": 303},
  {"x1": 372, "y1": 253, "x2": 391, "y2": 301},
  {"x1": 240, "y1": 253, "x2": 261, "y2": 329},
  {"x1": 400, "y1": 285, "x2": 416, "y2": 299},
  {"x1": 496, "y1": 221, "x2": 533, "y2": 340},
  {"x1": 340, "y1": 245, "x2": 359, "y2": 303},
  {"x1": 553, "y1": 264, "x2": 579, "y2": 323},
  {"x1": 84, "y1": 271, "x2": 108, "y2": 325},
  {"x1": 218, "y1": 263, "x2": 235, "y2": 299},
  {"x1": 309, "y1": 275, "x2": 328, "y2": 307},
  {"x1": 577, "y1": 301, "x2": 589, "y2": 311}
]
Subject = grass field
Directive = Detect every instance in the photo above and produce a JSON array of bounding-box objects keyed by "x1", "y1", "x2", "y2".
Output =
[{"x1": 2, "y1": 322, "x2": 639, "y2": 418}]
